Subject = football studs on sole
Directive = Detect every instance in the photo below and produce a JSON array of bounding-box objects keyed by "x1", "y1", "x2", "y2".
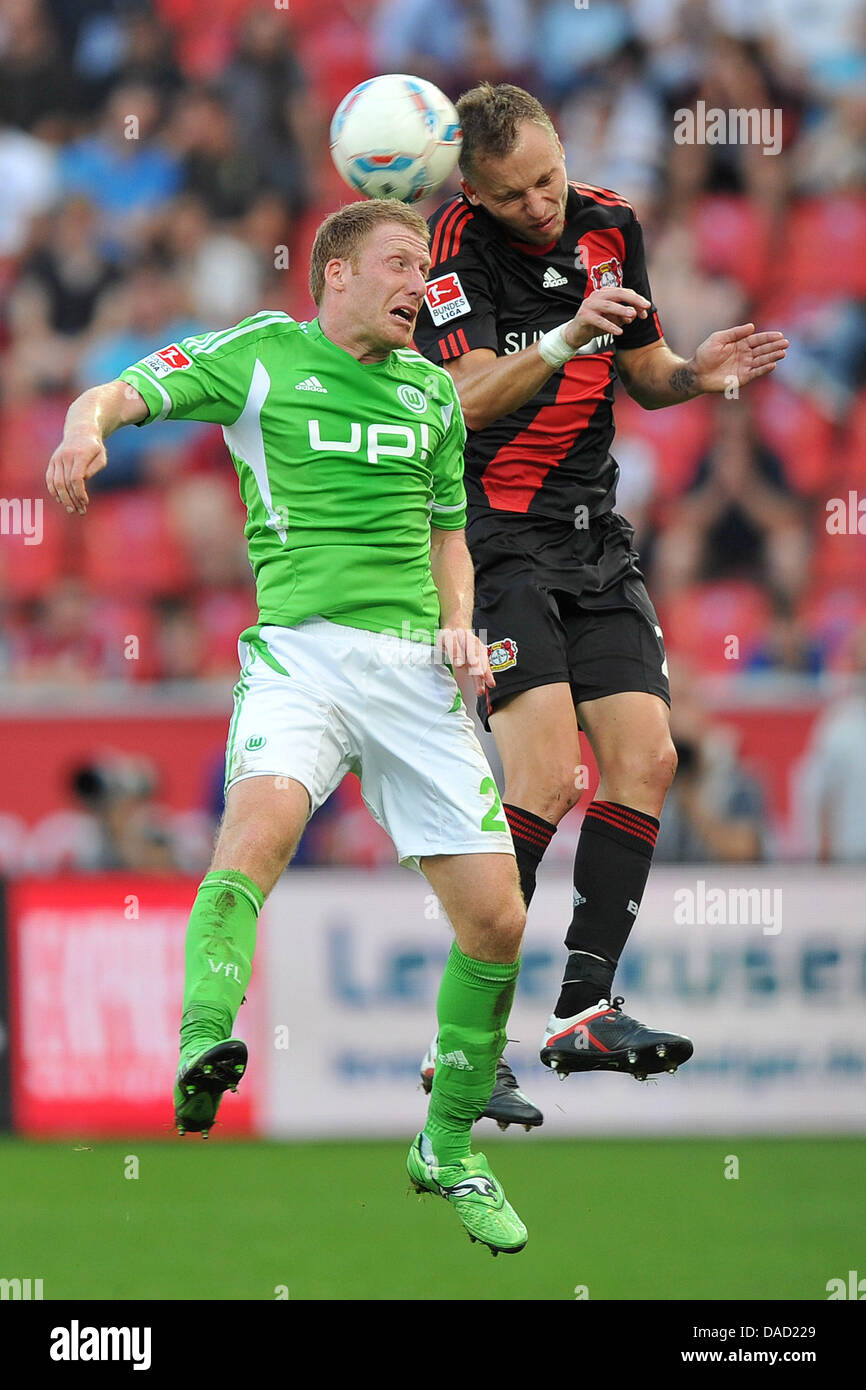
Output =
[
  {"x1": 497, "y1": 1121, "x2": 508, "y2": 1131},
  {"x1": 667, "y1": 1066, "x2": 678, "y2": 1074},
  {"x1": 550, "y1": 1058, "x2": 559, "y2": 1070},
  {"x1": 523, "y1": 1125, "x2": 532, "y2": 1133},
  {"x1": 627, "y1": 1049, "x2": 638, "y2": 1064},
  {"x1": 656, "y1": 1045, "x2": 666, "y2": 1058}
]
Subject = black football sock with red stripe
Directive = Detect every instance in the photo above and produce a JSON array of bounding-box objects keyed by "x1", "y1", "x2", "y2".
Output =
[
  {"x1": 503, "y1": 804, "x2": 556, "y2": 910},
  {"x1": 554, "y1": 801, "x2": 659, "y2": 1019}
]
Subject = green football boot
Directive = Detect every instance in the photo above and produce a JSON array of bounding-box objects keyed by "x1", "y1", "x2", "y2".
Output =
[
  {"x1": 174, "y1": 1039, "x2": 247, "y2": 1138},
  {"x1": 406, "y1": 1132, "x2": 527, "y2": 1255}
]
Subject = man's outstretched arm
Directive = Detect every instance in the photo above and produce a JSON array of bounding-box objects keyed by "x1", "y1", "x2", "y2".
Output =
[
  {"x1": 46, "y1": 380, "x2": 149, "y2": 514},
  {"x1": 616, "y1": 324, "x2": 789, "y2": 410}
]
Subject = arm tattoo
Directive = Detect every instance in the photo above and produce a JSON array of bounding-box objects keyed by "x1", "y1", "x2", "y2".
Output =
[{"x1": 669, "y1": 365, "x2": 697, "y2": 396}]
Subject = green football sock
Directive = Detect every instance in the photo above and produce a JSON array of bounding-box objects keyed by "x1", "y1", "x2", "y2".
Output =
[
  {"x1": 423, "y1": 943, "x2": 519, "y2": 1168},
  {"x1": 179, "y1": 869, "x2": 264, "y2": 1064}
]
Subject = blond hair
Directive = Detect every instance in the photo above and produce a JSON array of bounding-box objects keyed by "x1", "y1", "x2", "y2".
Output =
[{"x1": 309, "y1": 200, "x2": 430, "y2": 305}]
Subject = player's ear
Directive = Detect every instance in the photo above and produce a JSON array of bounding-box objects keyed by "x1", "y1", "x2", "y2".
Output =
[
  {"x1": 460, "y1": 176, "x2": 482, "y2": 207},
  {"x1": 323, "y1": 257, "x2": 348, "y2": 293}
]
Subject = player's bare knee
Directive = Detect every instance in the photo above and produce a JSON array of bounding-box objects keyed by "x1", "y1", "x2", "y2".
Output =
[
  {"x1": 477, "y1": 896, "x2": 525, "y2": 958},
  {"x1": 604, "y1": 739, "x2": 677, "y2": 805},
  {"x1": 506, "y1": 766, "x2": 581, "y2": 823}
]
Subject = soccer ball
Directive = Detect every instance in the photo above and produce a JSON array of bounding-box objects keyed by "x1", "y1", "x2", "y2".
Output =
[{"x1": 330, "y1": 74, "x2": 462, "y2": 204}]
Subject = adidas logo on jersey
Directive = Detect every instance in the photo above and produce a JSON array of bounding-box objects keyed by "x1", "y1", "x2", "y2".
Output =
[
  {"x1": 542, "y1": 266, "x2": 568, "y2": 288},
  {"x1": 295, "y1": 375, "x2": 327, "y2": 392},
  {"x1": 438, "y1": 1049, "x2": 474, "y2": 1070}
]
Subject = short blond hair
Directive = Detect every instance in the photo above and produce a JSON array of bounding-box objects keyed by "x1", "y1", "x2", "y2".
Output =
[{"x1": 309, "y1": 200, "x2": 430, "y2": 305}]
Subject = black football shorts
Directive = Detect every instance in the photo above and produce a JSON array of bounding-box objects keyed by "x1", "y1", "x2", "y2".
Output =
[{"x1": 467, "y1": 510, "x2": 671, "y2": 730}]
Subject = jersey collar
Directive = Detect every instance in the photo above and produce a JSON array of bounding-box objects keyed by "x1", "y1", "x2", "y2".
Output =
[{"x1": 307, "y1": 316, "x2": 397, "y2": 372}]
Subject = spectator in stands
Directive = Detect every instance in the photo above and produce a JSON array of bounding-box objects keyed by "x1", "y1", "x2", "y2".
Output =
[
  {"x1": 655, "y1": 664, "x2": 767, "y2": 861},
  {"x1": 167, "y1": 86, "x2": 269, "y2": 220},
  {"x1": 372, "y1": 0, "x2": 535, "y2": 97},
  {"x1": 220, "y1": 7, "x2": 310, "y2": 214},
  {"x1": 15, "y1": 194, "x2": 119, "y2": 336},
  {"x1": 58, "y1": 80, "x2": 182, "y2": 246},
  {"x1": 9, "y1": 578, "x2": 109, "y2": 683},
  {"x1": 665, "y1": 34, "x2": 793, "y2": 212},
  {"x1": 796, "y1": 620, "x2": 866, "y2": 862},
  {"x1": 792, "y1": 65, "x2": 866, "y2": 195},
  {"x1": 0, "y1": 117, "x2": 59, "y2": 257},
  {"x1": 0, "y1": 0, "x2": 82, "y2": 134},
  {"x1": 74, "y1": 260, "x2": 204, "y2": 488},
  {"x1": 654, "y1": 401, "x2": 809, "y2": 602},
  {"x1": 745, "y1": 595, "x2": 825, "y2": 677},
  {"x1": 69, "y1": 753, "x2": 180, "y2": 871},
  {"x1": 558, "y1": 40, "x2": 666, "y2": 213}
]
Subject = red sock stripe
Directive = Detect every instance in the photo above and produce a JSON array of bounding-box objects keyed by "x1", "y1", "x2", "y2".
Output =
[
  {"x1": 505, "y1": 806, "x2": 555, "y2": 851},
  {"x1": 586, "y1": 800, "x2": 659, "y2": 839},
  {"x1": 584, "y1": 801, "x2": 658, "y2": 849},
  {"x1": 507, "y1": 821, "x2": 551, "y2": 852}
]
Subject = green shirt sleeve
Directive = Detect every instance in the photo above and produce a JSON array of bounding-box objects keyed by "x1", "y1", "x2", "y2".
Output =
[
  {"x1": 117, "y1": 313, "x2": 287, "y2": 427},
  {"x1": 430, "y1": 371, "x2": 467, "y2": 531}
]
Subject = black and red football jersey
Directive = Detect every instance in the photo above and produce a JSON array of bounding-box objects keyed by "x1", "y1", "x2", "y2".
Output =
[{"x1": 413, "y1": 183, "x2": 664, "y2": 522}]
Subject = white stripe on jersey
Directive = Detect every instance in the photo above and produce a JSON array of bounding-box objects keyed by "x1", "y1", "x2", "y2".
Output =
[
  {"x1": 222, "y1": 358, "x2": 288, "y2": 542},
  {"x1": 197, "y1": 312, "x2": 295, "y2": 356},
  {"x1": 123, "y1": 364, "x2": 172, "y2": 421}
]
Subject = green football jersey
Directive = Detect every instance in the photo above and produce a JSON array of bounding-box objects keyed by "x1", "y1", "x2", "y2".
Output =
[{"x1": 119, "y1": 311, "x2": 467, "y2": 644}]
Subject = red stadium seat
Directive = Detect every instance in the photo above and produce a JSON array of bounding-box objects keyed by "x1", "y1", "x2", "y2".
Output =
[
  {"x1": 837, "y1": 388, "x2": 866, "y2": 489},
  {"x1": 659, "y1": 581, "x2": 772, "y2": 673},
  {"x1": 812, "y1": 511, "x2": 866, "y2": 589},
  {"x1": 0, "y1": 502, "x2": 71, "y2": 601},
  {"x1": 774, "y1": 197, "x2": 866, "y2": 298},
  {"x1": 800, "y1": 583, "x2": 866, "y2": 669},
  {"x1": 750, "y1": 381, "x2": 836, "y2": 496},
  {"x1": 690, "y1": 196, "x2": 772, "y2": 297},
  {"x1": 0, "y1": 396, "x2": 68, "y2": 494},
  {"x1": 91, "y1": 597, "x2": 160, "y2": 680},
  {"x1": 81, "y1": 489, "x2": 193, "y2": 598},
  {"x1": 195, "y1": 589, "x2": 258, "y2": 675},
  {"x1": 613, "y1": 393, "x2": 712, "y2": 499}
]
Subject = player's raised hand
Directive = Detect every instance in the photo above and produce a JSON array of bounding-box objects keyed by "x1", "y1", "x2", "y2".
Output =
[
  {"x1": 46, "y1": 432, "x2": 108, "y2": 515},
  {"x1": 438, "y1": 626, "x2": 495, "y2": 697},
  {"x1": 692, "y1": 323, "x2": 789, "y2": 393},
  {"x1": 565, "y1": 288, "x2": 651, "y2": 351}
]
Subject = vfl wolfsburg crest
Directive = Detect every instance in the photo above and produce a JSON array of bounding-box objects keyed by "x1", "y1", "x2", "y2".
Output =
[
  {"x1": 245, "y1": 735, "x2": 267, "y2": 751},
  {"x1": 397, "y1": 383, "x2": 427, "y2": 414}
]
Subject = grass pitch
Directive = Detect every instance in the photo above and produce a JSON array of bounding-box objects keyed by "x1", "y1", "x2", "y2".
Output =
[{"x1": 0, "y1": 1136, "x2": 861, "y2": 1301}]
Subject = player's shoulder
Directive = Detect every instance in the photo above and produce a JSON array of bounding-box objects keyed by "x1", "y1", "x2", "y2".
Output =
[
  {"x1": 427, "y1": 193, "x2": 480, "y2": 267},
  {"x1": 183, "y1": 310, "x2": 300, "y2": 359},
  {"x1": 392, "y1": 346, "x2": 453, "y2": 387},
  {"x1": 569, "y1": 180, "x2": 638, "y2": 220},
  {"x1": 392, "y1": 349, "x2": 460, "y2": 411}
]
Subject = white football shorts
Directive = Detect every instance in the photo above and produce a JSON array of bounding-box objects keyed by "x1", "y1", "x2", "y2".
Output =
[{"x1": 224, "y1": 618, "x2": 514, "y2": 872}]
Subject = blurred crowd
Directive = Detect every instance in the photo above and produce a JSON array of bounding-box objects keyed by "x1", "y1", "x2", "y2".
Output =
[{"x1": 1, "y1": 0, "x2": 865, "y2": 865}]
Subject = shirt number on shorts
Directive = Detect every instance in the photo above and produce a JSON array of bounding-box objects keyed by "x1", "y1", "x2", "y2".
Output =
[{"x1": 480, "y1": 776, "x2": 507, "y2": 833}]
